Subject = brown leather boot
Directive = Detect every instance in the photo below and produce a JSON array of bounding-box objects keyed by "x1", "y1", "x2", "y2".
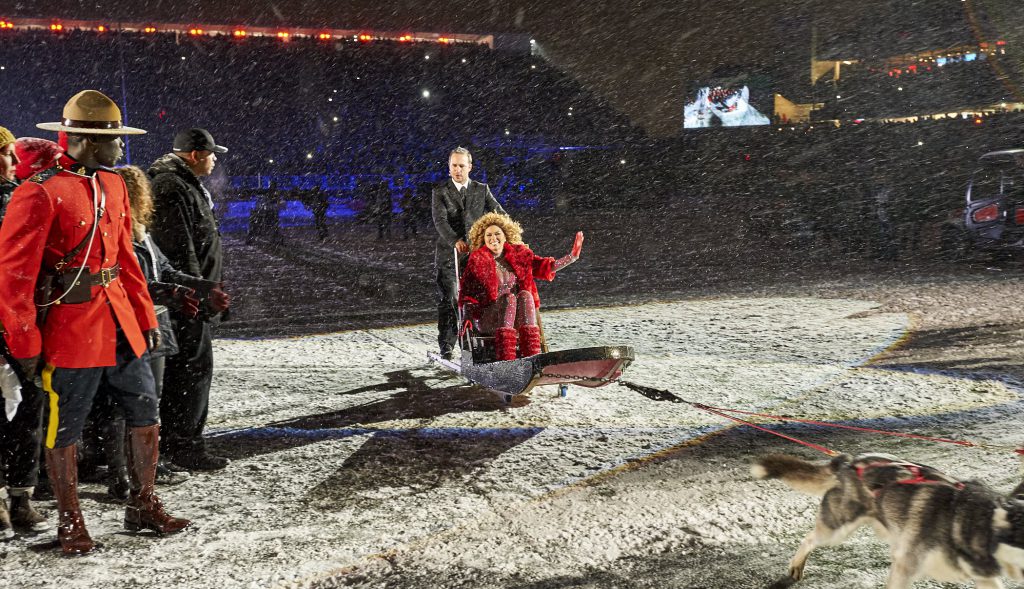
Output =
[
  {"x1": 9, "y1": 489, "x2": 51, "y2": 532},
  {"x1": 517, "y1": 325, "x2": 542, "y2": 357},
  {"x1": 45, "y1": 445, "x2": 96, "y2": 555},
  {"x1": 124, "y1": 425, "x2": 191, "y2": 535}
]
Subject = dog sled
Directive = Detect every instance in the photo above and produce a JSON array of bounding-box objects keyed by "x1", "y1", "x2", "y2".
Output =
[{"x1": 428, "y1": 249, "x2": 633, "y2": 403}]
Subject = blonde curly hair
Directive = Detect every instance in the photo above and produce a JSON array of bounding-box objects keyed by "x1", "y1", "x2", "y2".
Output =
[
  {"x1": 468, "y1": 212, "x2": 524, "y2": 252},
  {"x1": 114, "y1": 165, "x2": 154, "y2": 241}
]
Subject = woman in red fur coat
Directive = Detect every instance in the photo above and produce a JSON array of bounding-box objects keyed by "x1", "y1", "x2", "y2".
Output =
[{"x1": 458, "y1": 212, "x2": 584, "y2": 361}]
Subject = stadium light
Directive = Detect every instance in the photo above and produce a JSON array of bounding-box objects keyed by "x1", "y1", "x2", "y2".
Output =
[
  {"x1": 277, "y1": 31, "x2": 290, "y2": 40},
  {"x1": 233, "y1": 29, "x2": 247, "y2": 38},
  {"x1": 422, "y1": 89, "x2": 431, "y2": 98},
  {"x1": 318, "y1": 33, "x2": 331, "y2": 40},
  {"x1": 143, "y1": 26, "x2": 157, "y2": 34},
  {"x1": 306, "y1": 153, "x2": 313, "y2": 159},
  {"x1": 332, "y1": 116, "x2": 338, "y2": 122},
  {"x1": 531, "y1": 65, "x2": 537, "y2": 69},
  {"x1": 189, "y1": 28, "x2": 205, "y2": 36},
  {"x1": 358, "y1": 34, "x2": 372, "y2": 42},
  {"x1": 49, "y1": 23, "x2": 64, "y2": 32},
  {"x1": 0, "y1": 20, "x2": 14, "y2": 29},
  {"x1": 398, "y1": 34, "x2": 412, "y2": 43},
  {"x1": 96, "y1": 25, "x2": 107, "y2": 32}
]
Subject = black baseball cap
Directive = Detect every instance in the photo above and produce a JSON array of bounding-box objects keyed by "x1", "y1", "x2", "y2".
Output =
[{"x1": 172, "y1": 128, "x2": 228, "y2": 154}]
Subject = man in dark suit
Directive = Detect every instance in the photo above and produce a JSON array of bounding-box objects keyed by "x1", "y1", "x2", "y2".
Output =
[{"x1": 432, "y1": 147, "x2": 505, "y2": 359}]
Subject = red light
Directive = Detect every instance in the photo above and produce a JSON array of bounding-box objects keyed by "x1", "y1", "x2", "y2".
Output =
[
  {"x1": 973, "y1": 204, "x2": 1000, "y2": 223},
  {"x1": 358, "y1": 34, "x2": 372, "y2": 42},
  {"x1": 0, "y1": 20, "x2": 13, "y2": 29},
  {"x1": 318, "y1": 33, "x2": 331, "y2": 40},
  {"x1": 997, "y1": 40, "x2": 1007, "y2": 46},
  {"x1": 49, "y1": 23, "x2": 63, "y2": 32},
  {"x1": 1014, "y1": 208, "x2": 1024, "y2": 225},
  {"x1": 233, "y1": 29, "x2": 247, "y2": 37},
  {"x1": 974, "y1": 117, "x2": 984, "y2": 125}
]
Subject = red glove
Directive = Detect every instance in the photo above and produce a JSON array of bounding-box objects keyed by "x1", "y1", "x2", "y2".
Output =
[
  {"x1": 209, "y1": 284, "x2": 231, "y2": 313},
  {"x1": 570, "y1": 231, "x2": 584, "y2": 258},
  {"x1": 173, "y1": 286, "x2": 201, "y2": 319}
]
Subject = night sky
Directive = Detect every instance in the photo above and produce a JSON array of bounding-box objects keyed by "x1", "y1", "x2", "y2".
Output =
[{"x1": 6, "y1": 0, "x2": 1020, "y2": 136}]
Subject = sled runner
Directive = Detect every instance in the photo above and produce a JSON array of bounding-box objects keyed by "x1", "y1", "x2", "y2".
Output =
[{"x1": 429, "y1": 249, "x2": 634, "y2": 403}]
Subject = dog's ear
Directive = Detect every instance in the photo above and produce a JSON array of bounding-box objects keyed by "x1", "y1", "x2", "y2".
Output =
[{"x1": 828, "y1": 453, "x2": 852, "y2": 471}]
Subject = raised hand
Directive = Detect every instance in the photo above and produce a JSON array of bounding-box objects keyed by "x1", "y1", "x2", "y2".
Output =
[{"x1": 570, "y1": 231, "x2": 584, "y2": 258}]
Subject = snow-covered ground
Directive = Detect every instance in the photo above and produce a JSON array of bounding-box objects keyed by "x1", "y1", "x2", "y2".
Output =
[{"x1": 6, "y1": 289, "x2": 1024, "y2": 589}]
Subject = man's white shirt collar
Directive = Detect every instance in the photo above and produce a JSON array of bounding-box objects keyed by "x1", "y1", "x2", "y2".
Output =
[{"x1": 453, "y1": 180, "x2": 469, "y2": 191}]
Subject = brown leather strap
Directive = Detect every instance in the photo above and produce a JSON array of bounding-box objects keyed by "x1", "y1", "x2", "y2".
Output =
[
  {"x1": 61, "y1": 118, "x2": 122, "y2": 130},
  {"x1": 65, "y1": 264, "x2": 119, "y2": 288}
]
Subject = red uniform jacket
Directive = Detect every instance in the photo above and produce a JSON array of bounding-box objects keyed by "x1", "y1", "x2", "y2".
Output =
[
  {"x1": 458, "y1": 243, "x2": 556, "y2": 320},
  {"x1": 0, "y1": 154, "x2": 157, "y2": 367}
]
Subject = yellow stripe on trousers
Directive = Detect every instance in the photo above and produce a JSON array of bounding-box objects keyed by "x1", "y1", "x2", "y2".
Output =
[{"x1": 41, "y1": 363, "x2": 59, "y2": 449}]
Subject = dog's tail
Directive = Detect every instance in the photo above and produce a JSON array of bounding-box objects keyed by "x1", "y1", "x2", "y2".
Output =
[{"x1": 751, "y1": 454, "x2": 843, "y2": 497}]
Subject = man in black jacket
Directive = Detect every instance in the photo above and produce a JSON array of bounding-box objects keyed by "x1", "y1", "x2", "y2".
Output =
[
  {"x1": 432, "y1": 147, "x2": 505, "y2": 359},
  {"x1": 149, "y1": 128, "x2": 232, "y2": 471}
]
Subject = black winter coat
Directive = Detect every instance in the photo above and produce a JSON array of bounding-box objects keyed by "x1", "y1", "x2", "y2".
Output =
[
  {"x1": 148, "y1": 153, "x2": 226, "y2": 322},
  {"x1": 133, "y1": 232, "x2": 216, "y2": 314},
  {"x1": 148, "y1": 154, "x2": 224, "y2": 287}
]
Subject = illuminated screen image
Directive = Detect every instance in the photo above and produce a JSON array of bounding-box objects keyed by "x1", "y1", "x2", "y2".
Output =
[{"x1": 684, "y1": 85, "x2": 771, "y2": 128}]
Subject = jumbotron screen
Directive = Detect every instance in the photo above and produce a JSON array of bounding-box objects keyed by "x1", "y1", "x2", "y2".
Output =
[{"x1": 684, "y1": 84, "x2": 771, "y2": 128}]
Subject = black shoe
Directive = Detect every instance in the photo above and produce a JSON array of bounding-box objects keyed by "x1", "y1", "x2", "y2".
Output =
[
  {"x1": 169, "y1": 452, "x2": 230, "y2": 472},
  {"x1": 106, "y1": 468, "x2": 131, "y2": 503},
  {"x1": 440, "y1": 348, "x2": 455, "y2": 361},
  {"x1": 156, "y1": 459, "x2": 191, "y2": 485}
]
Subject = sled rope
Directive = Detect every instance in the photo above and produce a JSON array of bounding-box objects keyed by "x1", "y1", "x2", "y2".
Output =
[{"x1": 618, "y1": 380, "x2": 1024, "y2": 456}]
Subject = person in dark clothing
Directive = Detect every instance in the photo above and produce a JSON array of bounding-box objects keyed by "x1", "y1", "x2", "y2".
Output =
[
  {"x1": 148, "y1": 128, "x2": 232, "y2": 472},
  {"x1": 400, "y1": 187, "x2": 418, "y2": 239},
  {"x1": 301, "y1": 185, "x2": 330, "y2": 241},
  {"x1": 432, "y1": 147, "x2": 505, "y2": 359},
  {"x1": 374, "y1": 180, "x2": 393, "y2": 240},
  {"x1": 248, "y1": 181, "x2": 284, "y2": 246},
  {"x1": 0, "y1": 127, "x2": 51, "y2": 540}
]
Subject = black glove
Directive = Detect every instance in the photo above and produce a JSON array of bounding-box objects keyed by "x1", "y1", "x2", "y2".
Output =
[
  {"x1": 16, "y1": 355, "x2": 41, "y2": 381},
  {"x1": 144, "y1": 328, "x2": 161, "y2": 352}
]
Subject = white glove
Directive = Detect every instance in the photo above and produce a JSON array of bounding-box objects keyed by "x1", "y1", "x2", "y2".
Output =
[{"x1": 1, "y1": 360, "x2": 22, "y2": 421}]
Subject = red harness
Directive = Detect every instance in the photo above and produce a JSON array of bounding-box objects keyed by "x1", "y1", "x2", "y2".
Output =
[{"x1": 855, "y1": 460, "x2": 966, "y2": 497}]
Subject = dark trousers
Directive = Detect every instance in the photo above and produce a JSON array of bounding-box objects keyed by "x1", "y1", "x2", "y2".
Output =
[
  {"x1": 435, "y1": 255, "x2": 463, "y2": 353},
  {"x1": 159, "y1": 319, "x2": 213, "y2": 458},
  {"x1": 0, "y1": 382, "x2": 44, "y2": 490},
  {"x1": 43, "y1": 331, "x2": 158, "y2": 449}
]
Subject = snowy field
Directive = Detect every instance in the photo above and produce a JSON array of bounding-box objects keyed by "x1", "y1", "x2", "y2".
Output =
[{"x1": 6, "y1": 292, "x2": 1024, "y2": 589}]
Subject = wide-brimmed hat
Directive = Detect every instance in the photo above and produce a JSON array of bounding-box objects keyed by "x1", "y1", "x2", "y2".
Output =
[{"x1": 37, "y1": 90, "x2": 146, "y2": 135}]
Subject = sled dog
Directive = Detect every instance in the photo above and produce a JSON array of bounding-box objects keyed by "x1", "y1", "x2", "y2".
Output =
[{"x1": 752, "y1": 453, "x2": 1024, "y2": 588}]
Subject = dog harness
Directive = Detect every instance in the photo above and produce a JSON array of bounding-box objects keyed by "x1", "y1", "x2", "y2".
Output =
[{"x1": 855, "y1": 459, "x2": 966, "y2": 497}]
